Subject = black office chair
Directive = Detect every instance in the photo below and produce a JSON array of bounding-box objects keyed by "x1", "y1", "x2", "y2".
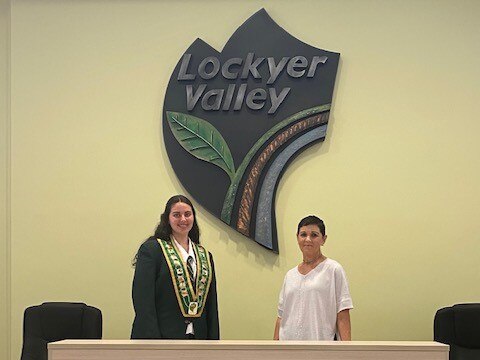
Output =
[
  {"x1": 20, "y1": 302, "x2": 102, "y2": 360},
  {"x1": 434, "y1": 303, "x2": 480, "y2": 360}
]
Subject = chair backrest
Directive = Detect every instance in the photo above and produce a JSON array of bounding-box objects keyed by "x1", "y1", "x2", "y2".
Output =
[
  {"x1": 21, "y1": 302, "x2": 102, "y2": 360},
  {"x1": 434, "y1": 303, "x2": 480, "y2": 360}
]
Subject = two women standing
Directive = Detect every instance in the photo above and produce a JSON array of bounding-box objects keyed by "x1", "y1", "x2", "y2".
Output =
[{"x1": 131, "y1": 195, "x2": 351, "y2": 341}]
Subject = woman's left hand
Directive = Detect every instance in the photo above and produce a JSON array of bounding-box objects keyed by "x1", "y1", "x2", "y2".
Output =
[{"x1": 336, "y1": 309, "x2": 351, "y2": 341}]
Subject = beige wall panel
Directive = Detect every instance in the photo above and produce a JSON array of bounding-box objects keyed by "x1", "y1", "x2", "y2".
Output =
[
  {"x1": 9, "y1": 1, "x2": 480, "y2": 360},
  {"x1": 1, "y1": 1, "x2": 11, "y2": 360}
]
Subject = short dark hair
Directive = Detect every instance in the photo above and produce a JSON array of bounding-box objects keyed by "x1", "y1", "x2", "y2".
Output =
[
  {"x1": 297, "y1": 215, "x2": 326, "y2": 236},
  {"x1": 154, "y1": 195, "x2": 200, "y2": 244}
]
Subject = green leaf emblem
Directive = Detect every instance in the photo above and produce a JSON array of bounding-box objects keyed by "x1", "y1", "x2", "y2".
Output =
[{"x1": 166, "y1": 111, "x2": 236, "y2": 181}]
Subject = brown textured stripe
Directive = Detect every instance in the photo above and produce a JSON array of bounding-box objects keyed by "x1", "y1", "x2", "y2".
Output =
[{"x1": 236, "y1": 111, "x2": 329, "y2": 235}]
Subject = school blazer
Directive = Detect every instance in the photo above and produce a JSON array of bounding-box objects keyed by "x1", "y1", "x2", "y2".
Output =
[{"x1": 131, "y1": 237, "x2": 219, "y2": 339}]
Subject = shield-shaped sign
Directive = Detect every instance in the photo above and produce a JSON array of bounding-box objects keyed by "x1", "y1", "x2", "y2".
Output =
[{"x1": 163, "y1": 9, "x2": 339, "y2": 253}]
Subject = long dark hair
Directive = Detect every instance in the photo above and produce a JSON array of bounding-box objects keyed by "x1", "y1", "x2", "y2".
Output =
[
  {"x1": 132, "y1": 195, "x2": 200, "y2": 267},
  {"x1": 154, "y1": 195, "x2": 200, "y2": 244}
]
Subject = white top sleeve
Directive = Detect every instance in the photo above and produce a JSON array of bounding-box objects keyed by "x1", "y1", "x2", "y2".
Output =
[
  {"x1": 277, "y1": 277, "x2": 286, "y2": 318},
  {"x1": 334, "y1": 264, "x2": 353, "y2": 313}
]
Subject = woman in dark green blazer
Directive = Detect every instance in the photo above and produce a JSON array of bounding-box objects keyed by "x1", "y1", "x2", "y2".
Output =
[{"x1": 131, "y1": 195, "x2": 219, "y2": 339}]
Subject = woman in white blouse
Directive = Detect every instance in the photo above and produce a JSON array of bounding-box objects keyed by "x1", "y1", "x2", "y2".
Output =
[{"x1": 274, "y1": 215, "x2": 353, "y2": 341}]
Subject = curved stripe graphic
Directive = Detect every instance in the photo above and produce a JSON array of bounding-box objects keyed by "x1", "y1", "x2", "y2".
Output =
[
  {"x1": 220, "y1": 104, "x2": 330, "y2": 224},
  {"x1": 255, "y1": 125, "x2": 327, "y2": 250},
  {"x1": 236, "y1": 112, "x2": 329, "y2": 236}
]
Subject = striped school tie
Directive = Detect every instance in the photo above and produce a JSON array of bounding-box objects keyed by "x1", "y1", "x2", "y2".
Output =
[{"x1": 187, "y1": 256, "x2": 196, "y2": 284}]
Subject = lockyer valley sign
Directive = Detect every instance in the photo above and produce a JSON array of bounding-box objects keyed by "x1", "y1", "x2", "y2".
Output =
[{"x1": 163, "y1": 9, "x2": 339, "y2": 252}]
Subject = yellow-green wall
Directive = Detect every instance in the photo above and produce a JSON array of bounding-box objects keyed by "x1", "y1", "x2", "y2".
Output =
[
  {"x1": 6, "y1": 1, "x2": 480, "y2": 359},
  {"x1": 1, "y1": 1, "x2": 11, "y2": 360}
]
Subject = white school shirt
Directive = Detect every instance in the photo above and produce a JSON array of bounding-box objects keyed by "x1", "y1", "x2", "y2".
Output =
[
  {"x1": 277, "y1": 258, "x2": 353, "y2": 340},
  {"x1": 173, "y1": 237, "x2": 197, "y2": 335}
]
